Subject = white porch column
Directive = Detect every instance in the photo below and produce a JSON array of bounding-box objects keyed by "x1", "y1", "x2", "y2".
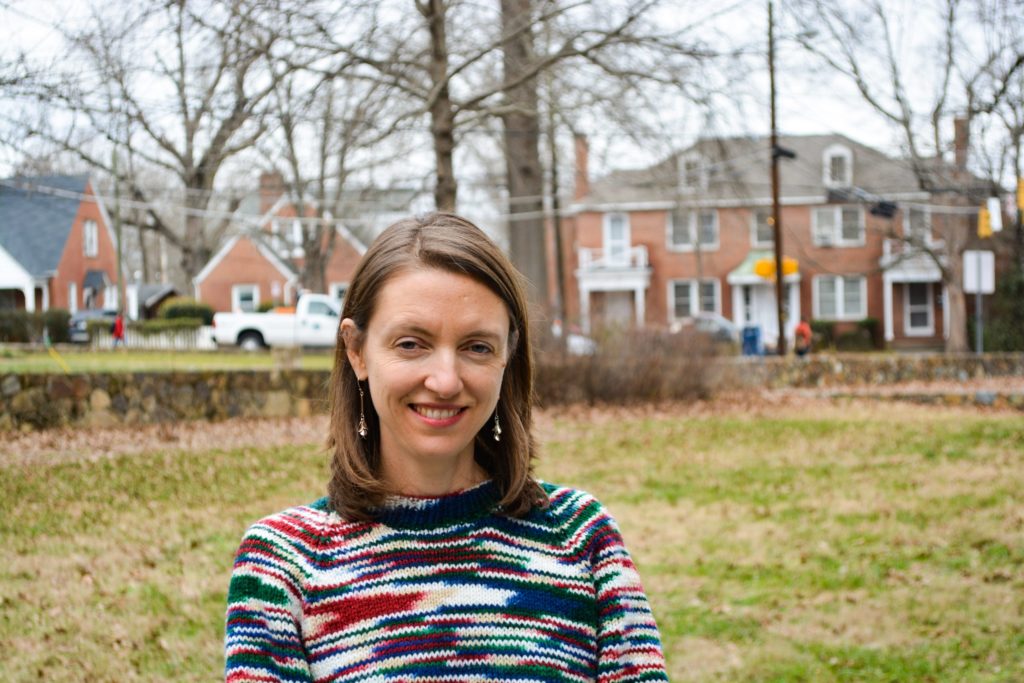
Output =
[
  {"x1": 22, "y1": 285, "x2": 35, "y2": 312},
  {"x1": 883, "y1": 274, "x2": 894, "y2": 341},
  {"x1": 731, "y1": 285, "x2": 744, "y2": 326},
  {"x1": 579, "y1": 285, "x2": 591, "y2": 334},
  {"x1": 633, "y1": 287, "x2": 645, "y2": 327},
  {"x1": 788, "y1": 281, "x2": 800, "y2": 340},
  {"x1": 40, "y1": 282, "x2": 49, "y2": 311}
]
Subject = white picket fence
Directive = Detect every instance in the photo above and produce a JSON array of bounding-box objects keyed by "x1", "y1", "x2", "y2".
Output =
[{"x1": 91, "y1": 325, "x2": 217, "y2": 350}]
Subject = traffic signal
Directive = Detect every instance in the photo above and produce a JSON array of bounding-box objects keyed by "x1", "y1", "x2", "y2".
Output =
[{"x1": 978, "y1": 206, "x2": 992, "y2": 238}]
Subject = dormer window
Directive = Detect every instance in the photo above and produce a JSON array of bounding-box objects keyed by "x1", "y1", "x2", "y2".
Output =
[
  {"x1": 679, "y1": 154, "x2": 706, "y2": 191},
  {"x1": 822, "y1": 144, "x2": 853, "y2": 188}
]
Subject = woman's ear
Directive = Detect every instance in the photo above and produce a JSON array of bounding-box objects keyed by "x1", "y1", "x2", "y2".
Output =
[{"x1": 340, "y1": 318, "x2": 367, "y2": 380}]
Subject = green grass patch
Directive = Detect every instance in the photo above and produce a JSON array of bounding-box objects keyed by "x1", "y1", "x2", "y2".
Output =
[
  {"x1": 0, "y1": 347, "x2": 334, "y2": 373},
  {"x1": 1, "y1": 404, "x2": 1022, "y2": 681}
]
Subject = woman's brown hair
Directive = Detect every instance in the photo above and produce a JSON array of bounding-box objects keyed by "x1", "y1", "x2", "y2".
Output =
[{"x1": 327, "y1": 212, "x2": 544, "y2": 521}]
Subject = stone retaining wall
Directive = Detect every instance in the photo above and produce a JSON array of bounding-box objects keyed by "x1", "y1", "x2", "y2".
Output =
[
  {"x1": 2, "y1": 353, "x2": 1022, "y2": 431},
  {"x1": 718, "y1": 353, "x2": 1024, "y2": 389},
  {"x1": 0, "y1": 370, "x2": 332, "y2": 431}
]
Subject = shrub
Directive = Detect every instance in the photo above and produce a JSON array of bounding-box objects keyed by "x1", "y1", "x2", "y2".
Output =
[
  {"x1": 42, "y1": 309, "x2": 71, "y2": 344},
  {"x1": 810, "y1": 320, "x2": 836, "y2": 348},
  {"x1": 131, "y1": 318, "x2": 205, "y2": 336},
  {"x1": 257, "y1": 301, "x2": 285, "y2": 313},
  {"x1": 533, "y1": 327, "x2": 721, "y2": 406},
  {"x1": 0, "y1": 310, "x2": 33, "y2": 342},
  {"x1": 0, "y1": 309, "x2": 71, "y2": 343},
  {"x1": 159, "y1": 297, "x2": 214, "y2": 325},
  {"x1": 984, "y1": 267, "x2": 1024, "y2": 351}
]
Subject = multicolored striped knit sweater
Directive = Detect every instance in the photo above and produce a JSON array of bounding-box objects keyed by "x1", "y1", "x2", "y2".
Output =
[{"x1": 225, "y1": 480, "x2": 667, "y2": 682}]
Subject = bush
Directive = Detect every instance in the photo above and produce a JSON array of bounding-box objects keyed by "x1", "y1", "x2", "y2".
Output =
[
  {"x1": 533, "y1": 327, "x2": 721, "y2": 406},
  {"x1": 42, "y1": 309, "x2": 71, "y2": 344},
  {"x1": 159, "y1": 297, "x2": 214, "y2": 325},
  {"x1": 131, "y1": 318, "x2": 205, "y2": 336},
  {"x1": 810, "y1": 320, "x2": 835, "y2": 348},
  {"x1": 0, "y1": 309, "x2": 71, "y2": 343},
  {"x1": 257, "y1": 301, "x2": 285, "y2": 313},
  {"x1": 983, "y1": 267, "x2": 1024, "y2": 351}
]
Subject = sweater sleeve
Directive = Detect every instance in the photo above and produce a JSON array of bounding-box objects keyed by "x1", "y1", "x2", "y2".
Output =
[
  {"x1": 588, "y1": 501, "x2": 669, "y2": 682},
  {"x1": 224, "y1": 515, "x2": 314, "y2": 683}
]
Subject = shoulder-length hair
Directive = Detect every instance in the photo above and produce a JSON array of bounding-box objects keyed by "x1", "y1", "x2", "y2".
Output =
[{"x1": 327, "y1": 212, "x2": 544, "y2": 521}]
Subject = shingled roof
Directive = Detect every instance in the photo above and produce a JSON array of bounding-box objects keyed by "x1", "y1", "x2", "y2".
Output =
[
  {"x1": 0, "y1": 175, "x2": 91, "y2": 278},
  {"x1": 578, "y1": 134, "x2": 927, "y2": 207}
]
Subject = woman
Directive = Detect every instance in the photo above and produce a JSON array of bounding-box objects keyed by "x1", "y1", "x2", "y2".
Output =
[{"x1": 225, "y1": 213, "x2": 667, "y2": 682}]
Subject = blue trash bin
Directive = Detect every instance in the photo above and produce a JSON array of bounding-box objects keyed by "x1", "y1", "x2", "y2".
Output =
[{"x1": 742, "y1": 325, "x2": 763, "y2": 356}]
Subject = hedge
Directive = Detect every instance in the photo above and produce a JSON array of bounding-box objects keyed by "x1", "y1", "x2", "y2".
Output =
[{"x1": 0, "y1": 309, "x2": 71, "y2": 343}]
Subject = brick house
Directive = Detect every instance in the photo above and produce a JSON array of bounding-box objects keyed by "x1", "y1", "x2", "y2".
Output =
[
  {"x1": 0, "y1": 175, "x2": 119, "y2": 313},
  {"x1": 562, "y1": 134, "x2": 950, "y2": 349},
  {"x1": 194, "y1": 172, "x2": 417, "y2": 312}
]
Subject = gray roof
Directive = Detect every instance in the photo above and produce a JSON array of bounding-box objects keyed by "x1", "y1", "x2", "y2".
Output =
[
  {"x1": 580, "y1": 134, "x2": 926, "y2": 207},
  {"x1": 0, "y1": 174, "x2": 91, "y2": 278}
]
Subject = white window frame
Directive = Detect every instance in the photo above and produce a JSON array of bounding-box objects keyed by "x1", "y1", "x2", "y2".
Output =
[
  {"x1": 904, "y1": 206, "x2": 932, "y2": 246},
  {"x1": 68, "y1": 282, "x2": 78, "y2": 314},
  {"x1": 822, "y1": 144, "x2": 853, "y2": 188},
  {"x1": 83, "y1": 220, "x2": 98, "y2": 257},
  {"x1": 668, "y1": 278, "x2": 721, "y2": 322},
  {"x1": 904, "y1": 282, "x2": 934, "y2": 336},
  {"x1": 812, "y1": 206, "x2": 864, "y2": 247},
  {"x1": 329, "y1": 282, "x2": 349, "y2": 305},
  {"x1": 667, "y1": 208, "x2": 719, "y2": 252},
  {"x1": 813, "y1": 274, "x2": 867, "y2": 321},
  {"x1": 751, "y1": 208, "x2": 774, "y2": 247},
  {"x1": 232, "y1": 284, "x2": 260, "y2": 313},
  {"x1": 603, "y1": 212, "x2": 631, "y2": 266}
]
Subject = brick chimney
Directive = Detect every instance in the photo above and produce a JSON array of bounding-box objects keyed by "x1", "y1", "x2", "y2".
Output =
[
  {"x1": 259, "y1": 171, "x2": 285, "y2": 214},
  {"x1": 953, "y1": 116, "x2": 969, "y2": 171},
  {"x1": 574, "y1": 135, "x2": 590, "y2": 201}
]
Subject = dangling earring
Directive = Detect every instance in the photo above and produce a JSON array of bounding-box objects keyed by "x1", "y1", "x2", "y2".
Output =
[
  {"x1": 492, "y1": 411, "x2": 502, "y2": 442},
  {"x1": 357, "y1": 380, "x2": 368, "y2": 439}
]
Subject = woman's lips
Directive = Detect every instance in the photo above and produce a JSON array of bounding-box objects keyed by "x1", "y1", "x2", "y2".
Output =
[{"x1": 410, "y1": 404, "x2": 466, "y2": 426}]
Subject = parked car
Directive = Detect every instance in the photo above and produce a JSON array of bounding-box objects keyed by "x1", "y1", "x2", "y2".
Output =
[
  {"x1": 68, "y1": 309, "x2": 118, "y2": 344},
  {"x1": 212, "y1": 293, "x2": 340, "y2": 350},
  {"x1": 671, "y1": 312, "x2": 741, "y2": 344}
]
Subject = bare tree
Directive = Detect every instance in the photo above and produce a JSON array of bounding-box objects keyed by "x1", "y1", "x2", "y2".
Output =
[
  {"x1": 277, "y1": 0, "x2": 711, "y2": 311},
  {"x1": 4, "y1": 0, "x2": 290, "y2": 282},
  {"x1": 787, "y1": 0, "x2": 1024, "y2": 352},
  {"x1": 260, "y1": 71, "x2": 408, "y2": 293}
]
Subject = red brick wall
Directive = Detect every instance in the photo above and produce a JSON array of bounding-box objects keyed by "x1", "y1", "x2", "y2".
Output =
[
  {"x1": 51, "y1": 182, "x2": 119, "y2": 310},
  {"x1": 197, "y1": 237, "x2": 294, "y2": 312},
  {"x1": 565, "y1": 203, "x2": 926, "y2": 338}
]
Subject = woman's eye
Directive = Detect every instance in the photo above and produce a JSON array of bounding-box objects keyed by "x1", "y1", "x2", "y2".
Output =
[
  {"x1": 467, "y1": 342, "x2": 493, "y2": 355},
  {"x1": 397, "y1": 340, "x2": 420, "y2": 351}
]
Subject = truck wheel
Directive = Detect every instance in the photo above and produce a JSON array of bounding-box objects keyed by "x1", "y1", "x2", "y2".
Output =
[{"x1": 238, "y1": 331, "x2": 265, "y2": 351}]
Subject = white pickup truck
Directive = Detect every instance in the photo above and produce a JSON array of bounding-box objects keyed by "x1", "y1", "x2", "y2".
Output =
[{"x1": 212, "y1": 293, "x2": 341, "y2": 350}]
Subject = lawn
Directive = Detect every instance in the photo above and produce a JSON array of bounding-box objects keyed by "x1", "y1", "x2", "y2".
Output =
[
  {"x1": 0, "y1": 347, "x2": 335, "y2": 373},
  {"x1": 1, "y1": 400, "x2": 1021, "y2": 681}
]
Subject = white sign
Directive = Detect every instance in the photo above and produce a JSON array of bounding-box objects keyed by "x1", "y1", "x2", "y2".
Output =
[{"x1": 963, "y1": 250, "x2": 995, "y2": 294}]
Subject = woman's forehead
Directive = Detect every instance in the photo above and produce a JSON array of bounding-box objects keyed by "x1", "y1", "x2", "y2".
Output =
[{"x1": 370, "y1": 267, "x2": 510, "y2": 333}]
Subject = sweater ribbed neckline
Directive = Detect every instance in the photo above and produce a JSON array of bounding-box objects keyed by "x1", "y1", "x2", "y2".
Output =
[{"x1": 371, "y1": 479, "x2": 501, "y2": 529}]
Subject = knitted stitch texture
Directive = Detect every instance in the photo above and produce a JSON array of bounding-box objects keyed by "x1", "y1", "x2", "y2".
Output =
[{"x1": 225, "y1": 481, "x2": 668, "y2": 682}]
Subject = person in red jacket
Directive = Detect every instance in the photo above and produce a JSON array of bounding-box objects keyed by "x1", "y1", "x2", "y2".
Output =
[
  {"x1": 111, "y1": 313, "x2": 125, "y2": 348},
  {"x1": 795, "y1": 318, "x2": 812, "y2": 357}
]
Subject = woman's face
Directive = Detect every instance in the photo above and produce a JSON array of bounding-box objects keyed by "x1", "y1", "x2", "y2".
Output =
[{"x1": 343, "y1": 267, "x2": 510, "y2": 487}]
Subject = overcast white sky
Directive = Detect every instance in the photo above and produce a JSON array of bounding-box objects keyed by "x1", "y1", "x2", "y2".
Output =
[{"x1": 0, "y1": 0, "x2": 936, "y2": 180}]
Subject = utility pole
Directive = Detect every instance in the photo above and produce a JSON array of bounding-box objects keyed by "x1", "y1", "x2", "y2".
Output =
[
  {"x1": 768, "y1": 0, "x2": 787, "y2": 356},
  {"x1": 112, "y1": 147, "x2": 124, "y2": 316}
]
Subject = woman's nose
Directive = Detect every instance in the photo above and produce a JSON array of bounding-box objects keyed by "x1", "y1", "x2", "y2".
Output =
[{"x1": 423, "y1": 351, "x2": 463, "y2": 397}]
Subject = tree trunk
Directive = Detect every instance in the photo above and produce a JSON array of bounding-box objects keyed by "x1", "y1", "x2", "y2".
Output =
[
  {"x1": 422, "y1": 0, "x2": 458, "y2": 211},
  {"x1": 940, "y1": 209, "x2": 970, "y2": 353},
  {"x1": 501, "y1": 0, "x2": 548, "y2": 314}
]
